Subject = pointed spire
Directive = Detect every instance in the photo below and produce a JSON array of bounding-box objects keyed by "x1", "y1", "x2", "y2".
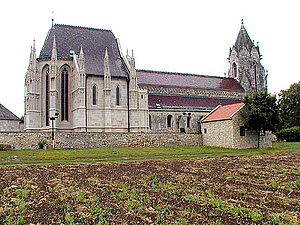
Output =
[
  {"x1": 129, "y1": 49, "x2": 137, "y2": 90},
  {"x1": 32, "y1": 39, "x2": 37, "y2": 72},
  {"x1": 234, "y1": 20, "x2": 254, "y2": 52},
  {"x1": 104, "y1": 47, "x2": 111, "y2": 89},
  {"x1": 51, "y1": 35, "x2": 57, "y2": 61},
  {"x1": 50, "y1": 35, "x2": 57, "y2": 75},
  {"x1": 28, "y1": 39, "x2": 37, "y2": 73},
  {"x1": 79, "y1": 44, "x2": 85, "y2": 72}
]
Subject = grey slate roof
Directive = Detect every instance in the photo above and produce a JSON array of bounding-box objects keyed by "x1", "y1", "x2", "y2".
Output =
[
  {"x1": 234, "y1": 24, "x2": 255, "y2": 52},
  {"x1": 137, "y1": 70, "x2": 244, "y2": 91},
  {"x1": 0, "y1": 103, "x2": 19, "y2": 120},
  {"x1": 39, "y1": 24, "x2": 128, "y2": 77}
]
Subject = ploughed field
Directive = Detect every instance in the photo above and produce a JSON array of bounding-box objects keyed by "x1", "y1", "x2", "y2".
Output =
[{"x1": 0, "y1": 152, "x2": 299, "y2": 224}]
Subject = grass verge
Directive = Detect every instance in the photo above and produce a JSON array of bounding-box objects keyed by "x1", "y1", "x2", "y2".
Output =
[{"x1": 0, "y1": 142, "x2": 299, "y2": 166}]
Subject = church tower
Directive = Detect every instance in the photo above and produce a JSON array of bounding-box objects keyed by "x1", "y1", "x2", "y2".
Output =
[{"x1": 228, "y1": 21, "x2": 267, "y2": 94}]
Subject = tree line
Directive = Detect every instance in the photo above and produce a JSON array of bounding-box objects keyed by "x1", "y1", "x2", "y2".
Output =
[{"x1": 242, "y1": 81, "x2": 300, "y2": 147}]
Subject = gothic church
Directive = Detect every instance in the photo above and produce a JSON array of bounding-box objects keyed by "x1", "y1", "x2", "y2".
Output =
[{"x1": 24, "y1": 22, "x2": 266, "y2": 133}]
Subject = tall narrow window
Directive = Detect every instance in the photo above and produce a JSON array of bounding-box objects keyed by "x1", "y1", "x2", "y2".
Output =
[
  {"x1": 254, "y1": 64, "x2": 257, "y2": 91},
  {"x1": 149, "y1": 115, "x2": 151, "y2": 130},
  {"x1": 92, "y1": 85, "x2": 97, "y2": 105},
  {"x1": 240, "y1": 126, "x2": 245, "y2": 136},
  {"x1": 116, "y1": 86, "x2": 120, "y2": 106},
  {"x1": 233, "y1": 63, "x2": 237, "y2": 78},
  {"x1": 167, "y1": 115, "x2": 172, "y2": 128},
  {"x1": 45, "y1": 68, "x2": 50, "y2": 126},
  {"x1": 187, "y1": 117, "x2": 191, "y2": 128},
  {"x1": 61, "y1": 68, "x2": 68, "y2": 121}
]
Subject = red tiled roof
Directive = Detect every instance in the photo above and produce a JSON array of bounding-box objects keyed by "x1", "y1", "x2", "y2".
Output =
[
  {"x1": 201, "y1": 103, "x2": 245, "y2": 123},
  {"x1": 137, "y1": 70, "x2": 244, "y2": 91},
  {"x1": 149, "y1": 94, "x2": 242, "y2": 110},
  {"x1": 39, "y1": 24, "x2": 128, "y2": 77}
]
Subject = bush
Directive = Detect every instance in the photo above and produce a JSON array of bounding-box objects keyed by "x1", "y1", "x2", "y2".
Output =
[
  {"x1": 38, "y1": 140, "x2": 47, "y2": 149},
  {"x1": 0, "y1": 144, "x2": 12, "y2": 151},
  {"x1": 276, "y1": 126, "x2": 300, "y2": 142}
]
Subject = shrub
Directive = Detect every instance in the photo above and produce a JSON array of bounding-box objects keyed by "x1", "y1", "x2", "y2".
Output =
[
  {"x1": 38, "y1": 140, "x2": 47, "y2": 149},
  {"x1": 276, "y1": 126, "x2": 300, "y2": 142},
  {"x1": 0, "y1": 144, "x2": 12, "y2": 151}
]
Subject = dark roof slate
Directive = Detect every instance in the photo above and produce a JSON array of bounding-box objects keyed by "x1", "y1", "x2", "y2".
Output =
[
  {"x1": 234, "y1": 24, "x2": 254, "y2": 52},
  {"x1": 0, "y1": 103, "x2": 19, "y2": 120},
  {"x1": 148, "y1": 94, "x2": 242, "y2": 110},
  {"x1": 137, "y1": 70, "x2": 244, "y2": 91},
  {"x1": 39, "y1": 24, "x2": 128, "y2": 77}
]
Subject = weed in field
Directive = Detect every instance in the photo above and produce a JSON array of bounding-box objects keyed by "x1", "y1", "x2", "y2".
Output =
[
  {"x1": 271, "y1": 181, "x2": 278, "y2": 188},
  {"x1": 210, "y1": 219, "x2": 222, "y2": 225},
  {"x1": 247, "y1": 208, "x2": 263, "y2": 222},
  {"x1": 64, "y1": 212, "x2": 75, "y2": 225},
  {"x1": 75, "y1": 189, "x2": 86, "y2": 204},
  {"x1": 295, "y1": 177, "x2": 300, "y2": 187},
  {"x1": 240, "y1": 187, "x2": 247, "y2": 195},
  {"x1": 228, "y1": 204, "x2": 244, "y2": 217}
]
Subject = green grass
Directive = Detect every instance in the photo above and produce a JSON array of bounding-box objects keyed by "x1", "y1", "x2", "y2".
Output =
[{"x1": 0, "y1": 142, "x2": 299, "y2": 166}]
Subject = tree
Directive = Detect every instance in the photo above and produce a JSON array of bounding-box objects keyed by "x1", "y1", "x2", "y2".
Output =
[
  {"x1": 242, "y1": 91, "x2": 280, "y2": 148},
  {"x1": 278, "y1": 82, "x2": 300, "y2": 129}
]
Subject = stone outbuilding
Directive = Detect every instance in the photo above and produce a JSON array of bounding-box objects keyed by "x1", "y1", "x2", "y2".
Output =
[
  {"x1": 0, "y1": 103, "x2": 22, "y2": 131},
  {"x1": 201, "y1": 103, "x2": 272, "y2": 149}
]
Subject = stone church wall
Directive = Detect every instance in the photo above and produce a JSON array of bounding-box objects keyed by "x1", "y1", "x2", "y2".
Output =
[
  {"x1": 0, "y1": 132, "x2": 202, "y2": 149},
  {"x1": 0, "y1": 120, "x2": 22, "y2": 132},
  {"x1": 149, "y1": 110, "x2": 208, "y2": 133}
]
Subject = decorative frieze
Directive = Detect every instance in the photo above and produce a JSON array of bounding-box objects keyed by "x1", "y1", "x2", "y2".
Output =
[{"x1": 139, "y1": 85, "x2": 244, "y2": 99}]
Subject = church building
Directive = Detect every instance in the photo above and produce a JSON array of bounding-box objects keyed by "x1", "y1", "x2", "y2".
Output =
[{"x1": 24, "y1": 22, "x2": 266, "y2": 133}]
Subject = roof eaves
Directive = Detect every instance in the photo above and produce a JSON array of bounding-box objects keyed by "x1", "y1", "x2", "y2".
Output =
[{"x1": 230, "y1": 104, "x2": 245, "y2": 119}]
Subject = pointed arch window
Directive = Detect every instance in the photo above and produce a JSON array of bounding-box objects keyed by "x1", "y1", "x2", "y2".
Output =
[
  {"x1": 61, "y1": 68, "x2": 69, "y2": 121},
  {"x1": 45, "y1": 67, "x2": 50, "y2": 126},
  {"x1": 92, "y1": 85, "x2": 97, "y2": 105},
  {"x1": 254, "y1": 64, "x2": 257, "y2": 91},
  {"x1": 233, "y1": 63, "x2": 237, "y2": 78},
  {"x1": 116, "y1": 86, "x2": 120, "y2": 106}
]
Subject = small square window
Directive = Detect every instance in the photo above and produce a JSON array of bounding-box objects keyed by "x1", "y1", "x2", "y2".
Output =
[
  {"x1": 141, "y1": 95, "x2": 144, "y2": 99},
  {"x1": 240, "y1": 126, "x2": 245, "y2": 136}
]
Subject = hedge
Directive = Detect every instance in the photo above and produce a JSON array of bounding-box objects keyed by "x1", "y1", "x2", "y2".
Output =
[{"x1": 276, "y1": 126, "x2": 300, "y2": 142}]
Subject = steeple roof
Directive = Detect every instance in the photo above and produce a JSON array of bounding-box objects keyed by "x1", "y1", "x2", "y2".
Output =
[
  {"x1": 234, "y1": 23, "x2": 255, "y2": 52},
  {"x1": 39, "y1": 24, "x2": 128, "y2": 78}
]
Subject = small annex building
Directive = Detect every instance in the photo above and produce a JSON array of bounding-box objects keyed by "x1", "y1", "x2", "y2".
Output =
[
  {"x1": 0, "y1": 103, "x2": 22, "y2": 131},
  {"x1": 201, "y1": 103, "x2": 272, "y2": 149}
]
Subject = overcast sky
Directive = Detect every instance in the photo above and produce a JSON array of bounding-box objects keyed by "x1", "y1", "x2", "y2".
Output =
[{"x1": 0, "y1": 0, "x2": 299, "y2": 117}]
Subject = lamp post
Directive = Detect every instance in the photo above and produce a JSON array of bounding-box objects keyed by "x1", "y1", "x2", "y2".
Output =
[{"x1": 50, "y1": 112, "x2": 59, "y2": 148}]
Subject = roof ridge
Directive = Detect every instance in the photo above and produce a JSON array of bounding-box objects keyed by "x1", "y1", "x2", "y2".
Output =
[
  {"x1": 55, "y1": 23, "x2": 112, "y2": 32},
  {"x1": 137, "y1": 69, "x2": 232, "y2": 80}
]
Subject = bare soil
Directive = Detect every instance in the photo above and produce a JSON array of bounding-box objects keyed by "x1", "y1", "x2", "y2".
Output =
[{"x1": 0, "y1": 152, "x2": 299, "y2": 224}]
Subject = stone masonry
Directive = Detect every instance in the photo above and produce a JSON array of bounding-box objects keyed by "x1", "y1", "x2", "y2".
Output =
[{"x1": 0, "y1": 132, "x2": 202, "y2": 150}]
